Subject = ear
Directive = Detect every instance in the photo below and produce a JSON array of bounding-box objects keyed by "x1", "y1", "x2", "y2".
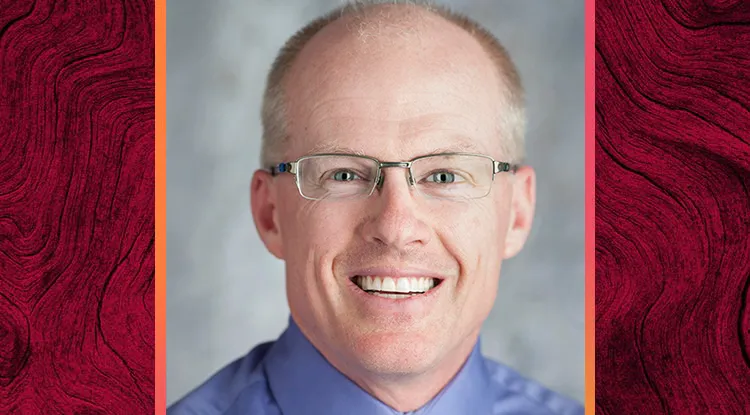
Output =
[
  {"x1": 503, "y1": 166, "x2": 536, "y2": 259},
  {"x1": 250, "y1": 169, "x2": 284, "y2": 259}
]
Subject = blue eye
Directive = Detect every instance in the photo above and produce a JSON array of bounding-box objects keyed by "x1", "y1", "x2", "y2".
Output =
[
  {"x1": 332, "y1": 170, "x2": 360, "y2": 181},
  {"x1": 427, "y1": 172, "x2": 456, "y2": 183}
]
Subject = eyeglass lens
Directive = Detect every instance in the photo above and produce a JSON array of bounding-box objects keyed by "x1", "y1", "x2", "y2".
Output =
[{"x1": 296, "y1": 154, "x2": 495, "y2": 200}]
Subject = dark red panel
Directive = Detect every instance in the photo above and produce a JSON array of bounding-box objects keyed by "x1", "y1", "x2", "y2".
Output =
[
  {"x1": 596, "y1": 0, "x2": 750, "y2": 414},
  {"x1": 0, "y1": 0, "x2": 154, "y2": 413}
]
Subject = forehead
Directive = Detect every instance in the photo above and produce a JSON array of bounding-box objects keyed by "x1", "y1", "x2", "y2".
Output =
[{"x1": 284, "y1": 8, "x2": 505, "y2": 159}]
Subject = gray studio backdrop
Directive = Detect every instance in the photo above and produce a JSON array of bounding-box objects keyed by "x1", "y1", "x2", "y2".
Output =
[{"x1": 166, "y1": 0, "x2": 585, "y2": 406}]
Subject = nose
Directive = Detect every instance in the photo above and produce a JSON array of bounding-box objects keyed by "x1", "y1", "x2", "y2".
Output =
[{"x1": 360, "y1": 168, "x2": 432, "y2": 249}]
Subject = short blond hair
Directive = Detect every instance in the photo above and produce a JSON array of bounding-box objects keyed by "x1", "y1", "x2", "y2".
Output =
[{"x1": 260, "y1": 0, "x2": 526, "y2": 167}]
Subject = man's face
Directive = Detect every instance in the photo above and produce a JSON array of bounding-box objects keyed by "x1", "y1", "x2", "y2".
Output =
[{"x1": 252, "y1": 11, "x2": 535, "y2": 379}]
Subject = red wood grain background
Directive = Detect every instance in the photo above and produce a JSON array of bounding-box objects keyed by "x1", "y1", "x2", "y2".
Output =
[
  {"x1": 596, "y1": 0, "x2": 750, "y2": 414},
  {"x1": 0, "y1": 0, "x2": 154, "y2": 413}
]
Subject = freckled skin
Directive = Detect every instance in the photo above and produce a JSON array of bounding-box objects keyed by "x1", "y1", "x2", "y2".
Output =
[{"x1": 250, "y1": 6, "x2": 536, "y2": 412}]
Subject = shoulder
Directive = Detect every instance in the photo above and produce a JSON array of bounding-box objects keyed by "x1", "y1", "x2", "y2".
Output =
[
  {"x1": 166, "y1": 341, "x2": 281, "y2": 415},
  {"x1": 483, "y1": 358, "x2": 585, "y2": 415}
]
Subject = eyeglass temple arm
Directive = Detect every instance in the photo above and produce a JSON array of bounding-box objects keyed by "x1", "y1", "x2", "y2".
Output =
[
  {"x1": 494, "y1": 161, "x2": 520, "y2": 174},
  {"x1": 269, "y1": 162, "x2": 297, "y2": 176}
]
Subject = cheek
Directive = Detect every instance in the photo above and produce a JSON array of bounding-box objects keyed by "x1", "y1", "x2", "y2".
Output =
[
  {"x1": 281, "y1": 200, "x2": 359, "y2": 264},
  {"x1": 438, "y1": 200, "x2": 508, "y2": 255},
  {"x1": 485, "y1": 193, "x2": 513, "y2": 244},
  {"x1": 437, "y1": 202, "x2": 508, "y2": 311},
  {"x1": 280, "y1": 201, "x2": 361, "y2": 314}
]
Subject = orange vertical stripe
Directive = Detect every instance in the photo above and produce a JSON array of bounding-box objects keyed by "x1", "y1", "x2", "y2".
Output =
[
  {"x1": 155, "y1": 0, "x2": 166, "y2": 412},
  {"x1": 584, "y1": 0, "x2": 596, "y2": 413}
]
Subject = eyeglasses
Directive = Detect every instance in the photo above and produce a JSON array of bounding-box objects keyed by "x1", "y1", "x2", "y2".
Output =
[{"x1": 269, "y1": 152, "x2": 519, "y2": 201}]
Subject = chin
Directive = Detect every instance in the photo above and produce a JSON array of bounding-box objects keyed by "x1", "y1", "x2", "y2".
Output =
[{"x1": 348, "y1": 330, "x2": 442, "y2": 376}]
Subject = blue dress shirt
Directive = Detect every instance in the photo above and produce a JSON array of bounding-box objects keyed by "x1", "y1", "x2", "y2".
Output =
[{"x1": 168, "y1": 317, "x2": 584, "y2": 415}]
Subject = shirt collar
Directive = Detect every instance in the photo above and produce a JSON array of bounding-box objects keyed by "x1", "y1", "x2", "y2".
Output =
[{"x1": 265, "y1": 316, "x2": 495, "y2": 415}]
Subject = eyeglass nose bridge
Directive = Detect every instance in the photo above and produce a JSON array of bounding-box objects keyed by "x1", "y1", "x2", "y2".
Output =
[{"x1": 375, "y1": 161, "x2": 415, "y2": 188}]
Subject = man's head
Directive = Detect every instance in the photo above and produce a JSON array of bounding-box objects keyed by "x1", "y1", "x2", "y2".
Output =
[{"x1": 251, "y1": 0, "x2": 535, "y2": 402}]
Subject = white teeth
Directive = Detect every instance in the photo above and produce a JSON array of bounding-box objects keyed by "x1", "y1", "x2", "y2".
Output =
[
  {"x1": 356, "y1": 276, "x2": 437, "y2": 294},
  {"x1": 372, "y1": 292, "x2": 410, "y2": 299},
  {"x1": 421, "y1": 277, "x2": 436, "y2": 291}
]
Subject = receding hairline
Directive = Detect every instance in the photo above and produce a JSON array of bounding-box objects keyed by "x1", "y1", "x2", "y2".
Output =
[{"x1": 260, "y1": 0, "x2": 526, "y2": 167}]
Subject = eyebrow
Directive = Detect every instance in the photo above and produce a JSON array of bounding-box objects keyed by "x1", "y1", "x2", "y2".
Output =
[
  {"x1": 422, "y1": 140, "x2": 486, "y2": 155},
  {"x1": 305, "y1": 143, "x2": 368, "y2": 156},
  {"x1": 304, "y1": 136, "x2": 487, "y2": 159}
]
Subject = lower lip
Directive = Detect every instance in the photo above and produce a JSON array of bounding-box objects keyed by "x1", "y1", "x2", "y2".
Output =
[{"x1": 345, "y1": 277, "x2": 444, "y2": 313}]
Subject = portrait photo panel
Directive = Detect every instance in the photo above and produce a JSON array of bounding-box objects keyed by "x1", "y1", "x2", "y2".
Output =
[{"x1": 166, "y1": 0, "x2": 585, "y2": 413}]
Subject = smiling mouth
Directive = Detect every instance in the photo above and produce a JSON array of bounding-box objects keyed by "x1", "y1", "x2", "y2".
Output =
[{"x1": 351, "y1": 275, "x2": 443, "y2": 298}]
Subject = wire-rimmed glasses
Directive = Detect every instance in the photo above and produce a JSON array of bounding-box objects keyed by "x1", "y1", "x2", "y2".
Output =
[{"x1": 269, "y1": 152, "x2": 518, "y2": 201}]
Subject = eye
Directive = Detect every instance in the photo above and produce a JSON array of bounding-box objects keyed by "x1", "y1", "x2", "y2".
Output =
[
  {"x1": 331, "y1": 170, "x2": 361, "y2": 181},
  {"x1": 425, "y1": 171, "x2": 460, "y2": 184}
]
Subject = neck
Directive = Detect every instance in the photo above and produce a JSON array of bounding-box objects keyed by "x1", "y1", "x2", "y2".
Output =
[{"x1": 334, "y1": 332, "x2": 480, "y2": 412}]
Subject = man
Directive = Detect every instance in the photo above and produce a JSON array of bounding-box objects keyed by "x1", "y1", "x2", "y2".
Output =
[{"x1": 169, "y1": 1, "x2": 584, "y2": 414}]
